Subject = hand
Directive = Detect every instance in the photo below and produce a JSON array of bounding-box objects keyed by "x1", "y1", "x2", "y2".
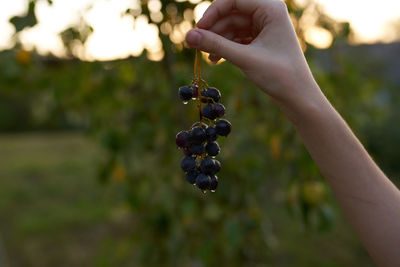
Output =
[{"x1": 186, "y1": 0, "x2": 320, "y2": 111}]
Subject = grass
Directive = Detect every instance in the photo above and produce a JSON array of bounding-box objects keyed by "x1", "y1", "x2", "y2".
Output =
[
  {"x1": 0, "y1": 132, "x2": 132, "y2": 267},
  {"x1": 0, "y1": 132, "x2": 374, "y2": 267}
]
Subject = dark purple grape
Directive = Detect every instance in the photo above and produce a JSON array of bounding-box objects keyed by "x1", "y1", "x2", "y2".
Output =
[
  {"x1": 213, "y1": 103, "x2": 225, "y2": 118},
  {"x1": 213, "y1": 159, "x2": 221, "y2": 174},
  {"x1": 201, "y1": 105, "x2": 216, "y2": 120},
  {"x1": 189, "y1": 127, "x2": 206, "y2": 144},
  {"x1": 178, "y1": 86, "x2": 193, "y2": 101},
  {"x1": 186, "y1": 170, "x2": 199, "y2": 184},
  {"x1": 191, "y1": 85, "x2": 199, "y2": 98},
  {"x1": 206, "y1": 87, "x2": 221, "y2": 103},
  {"x1": 182, "y1": 146, "x2": 192, "y2": 156},
  {"x1": 215, "y1": 119, "x2": 231, "y2": 137},
  {"x1": 200, "y1": 157, "x2": 216, "y2": 175},
  {"x1": 200, "y1": 90, "x2": 211, "y2": 103},
  {"x1": 176, "y1": 131, "x2": 190, "y2": 148},
  {"x1": 191, "y1": 122, "x2": 208, "y2": 130},
  {"x1": 180, "y1": 156, "x2": 196, "y2": 172},
  {"x1": 205, "y1": 126, "x2": 217, "y2": 142},
  {"x1": 190, "y1": 143, "x2": 205, "y2": 155},
  {"x1": 206, "y1": 142, "x2": 220, "y2": 157},
  {"x1": 209, "y1": 175, "x2": 218, "y2": 191},
  {"x1": 195, "y1": 173, "x2": 211, "y2": 190}
]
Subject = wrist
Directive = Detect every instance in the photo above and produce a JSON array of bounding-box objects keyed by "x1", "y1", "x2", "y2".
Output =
[{"x1": 274, "y1": 81, "x2": 332, "y2": 126}]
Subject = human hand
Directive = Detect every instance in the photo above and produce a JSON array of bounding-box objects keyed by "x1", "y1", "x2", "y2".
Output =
[{"x1": 186, "y1": 0, "x2": 321, "y2": 112}]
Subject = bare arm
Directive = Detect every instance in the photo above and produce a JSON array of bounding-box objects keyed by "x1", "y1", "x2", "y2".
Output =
[
  {"x1": 283, "y1": 82, "x2": 400, "y2": 267},
  {"x1": 185, "y1": 0, "x2": 400, "y2": 266}
]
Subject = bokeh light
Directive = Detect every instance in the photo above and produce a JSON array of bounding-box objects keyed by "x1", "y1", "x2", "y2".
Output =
[
  {"x1": 194, "y1": 1, "x2": 211, "y2": 23},
  {"x1": 305, "y1": 26, "x2": 333, "y2": 49},
  {"x1": 0, "y1": 0, "x2": 399, "y2": 60}
]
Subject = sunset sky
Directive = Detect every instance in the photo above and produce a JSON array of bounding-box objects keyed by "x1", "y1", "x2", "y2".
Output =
[{"x1": 0, "y1": 0, "x2": 399, "y2": 60}]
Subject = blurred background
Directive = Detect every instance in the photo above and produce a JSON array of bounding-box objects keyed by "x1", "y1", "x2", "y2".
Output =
[{"x1": 0, "y1": 0, "x2": 399, "y2": 266}]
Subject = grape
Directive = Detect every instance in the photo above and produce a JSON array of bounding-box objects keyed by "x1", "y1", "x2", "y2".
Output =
[
  {"x1": 202, "y1": 105, "x2": 216, "y2": 120},
  {"x1": 181, "y1": 156, "x2": 196, "y2": 172},
  {"x1": 206, "y1": 142, "x2": 220, "y2": 157},
  {"x1": 215, "y1": 119, "x2": 231, "y2": 137},
  {"x1": 189, "y1": 127, "x2": 207, "y2": 144},
  {"x1": 213, "y1": 103, "x2": 225, "y2": 118},
  {"x1": 200, "y1": 157, "x2": 216, "y2": 175},
  {"x1": 178, "y1": 86, "x2": 193, "y2": 101},
  {"x1": 209, "y1": 175, "x2": 218, "y2": 191},
  {"x1": 195, "y1": 173, "x2": 211, "y2": 190},
  {"x1": 190, "y1": 143, "x2": 205, "y2": 155},
  {"x1": 200, "y1": 90, "x2": 210, "y2": 103},
  {"x1": 205, "y1": 126, "x2": 218, "y2": 142},
  {"x1": 182, "y1": 146, "x2": 192, "y2": 156},
  {"x1": 186, "y1": 170, "x2": 199, "y2": 184},
  {"x1": 191, "y1": 122, "x2": 208, "y2": 130},
  {"x1": 176, "y1": 131, "x2": 190, "y2": 148},
  {"x1": 206, "y1": 87, "x2": 221, "y2": 103},
  {"x1": 191, "y1": 85, "x2": 199, "y2": 99}
]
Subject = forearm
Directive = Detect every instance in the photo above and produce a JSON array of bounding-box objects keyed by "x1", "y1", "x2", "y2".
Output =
[{"x1": 280, "y1": 82, "x2": 400, "y2": 267}]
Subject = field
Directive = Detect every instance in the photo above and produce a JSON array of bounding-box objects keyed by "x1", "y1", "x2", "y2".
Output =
[
  {"x1": 0, "y1": 133, "x2": 134, "y2": 266},
  {"x1": 0, "y1": 133, "x2": 374, "y2": 266}
]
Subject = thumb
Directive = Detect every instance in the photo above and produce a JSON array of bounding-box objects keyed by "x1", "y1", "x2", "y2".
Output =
[{"x1": 186, "y1": 29, "x2": 245, "y2": 67}]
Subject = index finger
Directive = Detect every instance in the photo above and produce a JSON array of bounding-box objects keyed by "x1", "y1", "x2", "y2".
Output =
[{"x1": 196, "y1": 0, "x2": 271, "y2": 29}]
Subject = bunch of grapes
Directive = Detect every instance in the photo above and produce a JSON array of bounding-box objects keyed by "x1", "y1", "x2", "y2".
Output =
[{"x1": 175, "y1": 51, "x2": 231, "y2": 193}]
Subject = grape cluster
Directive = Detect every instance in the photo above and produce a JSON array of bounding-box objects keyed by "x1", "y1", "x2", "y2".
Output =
[{"x1": 176, "y1": 84, "x2": 232, "y2": 192}]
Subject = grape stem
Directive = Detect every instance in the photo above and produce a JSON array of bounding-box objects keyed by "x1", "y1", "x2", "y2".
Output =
[
  {"x1": 193, "y1": 50, "x2": 216, "y2": 160},
  {"x1": 194, "y1": 49, "x2": 203, "y2": 127},
  {"x1": 202, "y1": 117, "x2": 216, "y2": 124}
]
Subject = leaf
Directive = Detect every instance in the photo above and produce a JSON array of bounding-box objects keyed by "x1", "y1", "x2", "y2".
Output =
[{"x1": 9, "y1": 1, "x2": 37, "y2": 32}]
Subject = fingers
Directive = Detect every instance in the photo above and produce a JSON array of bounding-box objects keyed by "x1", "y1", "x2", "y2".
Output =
[
  {"x1": 210, "y1": 22, "x2": 253, "y2": 44},
  {"x1": 186, "y1": 29, "x2": 246, "y2": 67},
  {"x1": 207, "y1": 30, "x2": 235, "y2": 64},
  {"x1": 201, "y1": 11, "x2": 254, "y2": 64},
  {"x1": 197, "y1": 0, "x2": 272, "y2": 29},
  {"x1": 208, "y1": 33, "x2": 254, "y2": 64},
  {"x1": 208, "y1": 13, "x2": 252, "y2": 36},
  {"x1": 192, "y1": 20, "x2": 254, "y2": 65}
]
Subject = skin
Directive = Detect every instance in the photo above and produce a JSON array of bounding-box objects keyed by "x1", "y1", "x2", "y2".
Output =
[{"x1": 185, "y1": 0, "x2": 400, "y2": 266}]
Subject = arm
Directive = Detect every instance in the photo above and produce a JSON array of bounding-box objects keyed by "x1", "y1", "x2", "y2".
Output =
[
  {"x1": 186, "y1": 0, "x2": 400, "y2": 266},
  {"x1": 284, "y1": 83, "x2": 400, "y2": 267}
]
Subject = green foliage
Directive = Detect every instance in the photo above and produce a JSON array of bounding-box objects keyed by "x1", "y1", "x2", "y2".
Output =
[
  {"x1": 0, "y1": 46, "x2": 383, "y2": 264},
  {"x1": 60, "y1": 25, "x2": 93, "y2": 57},
  {"x1": 9, "y1": 1, "x2": 37, "y2": 32},
  {"x1": 0, "y1": 133, "x2": 374, "y2": 266}
]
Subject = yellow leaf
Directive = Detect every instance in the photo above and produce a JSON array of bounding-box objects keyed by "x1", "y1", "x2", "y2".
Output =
[
  {"x1": 16, "y1": 49, "x2": 31, "y2": 65},
  {"x1": 301, "y1": 181, "x2": 326, "y2": 206},
  {"x1": 270, "y1": 134, "x2": 281, "y2": 160},
  {"x1": 112, "y1": 164, "x2": 126, "y2": 181}
]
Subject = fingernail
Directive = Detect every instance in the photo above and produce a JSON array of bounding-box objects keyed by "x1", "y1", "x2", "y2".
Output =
[
  {"x1": 186, "y1": 30, "x2": 202, "y2": 46},
  {"x1": 196, "y1": 18, "x2": 205, "y2": 28}
]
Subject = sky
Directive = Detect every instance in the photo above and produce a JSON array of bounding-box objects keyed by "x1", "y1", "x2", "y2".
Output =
[{"x1": 0, "y1": 0, "x2": 399, "y2": 61}]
